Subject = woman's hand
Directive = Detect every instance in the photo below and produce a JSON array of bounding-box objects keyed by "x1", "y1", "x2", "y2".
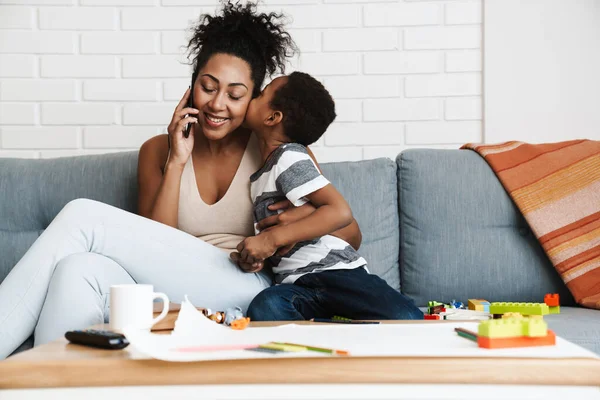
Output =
[
  {"x1": 166, "y1": 87, "x2": 199, "y2": 168},
  {"x1": 230, "y1": 251, "x2": 264, "y2": 273},
  {"x1": 236, "y1": 233, "x2": 278, "y2": 266},
  {"x1": 256, "y1": 200, "x2": 316, "y2": 256}
]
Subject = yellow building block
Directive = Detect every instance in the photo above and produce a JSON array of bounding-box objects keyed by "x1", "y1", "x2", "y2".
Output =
[
  {"x1": 468, "y1": 299, "x2": 490, "y2": 312},
  {"x1": 489, "y1": 302, "x2": 549, "y2": 316},
  {"x1": 478, "y1": 318, "x2": 548, "y2": 338},
  {"x1": 549, "y1": 306, "x2": 560, "y2": 314}
]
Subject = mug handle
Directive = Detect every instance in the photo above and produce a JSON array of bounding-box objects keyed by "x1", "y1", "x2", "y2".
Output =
[{"x1": 151, "y1": 292, "x2": 170, "y2": 326}]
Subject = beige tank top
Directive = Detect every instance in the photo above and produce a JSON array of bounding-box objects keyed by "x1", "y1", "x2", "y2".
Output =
[{"x1": 178, "y1": 133, "x2": 262, "y2": 254}]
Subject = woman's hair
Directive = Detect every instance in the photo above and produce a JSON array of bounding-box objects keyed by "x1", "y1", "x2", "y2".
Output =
[{"x1": 186, "y1": 1, "x2": 297, "y2": 98}]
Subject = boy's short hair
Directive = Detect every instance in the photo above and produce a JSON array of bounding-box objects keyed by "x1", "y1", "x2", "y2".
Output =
[{"x1": 270, "y1": 72, "x2": 336, "y2": 146}]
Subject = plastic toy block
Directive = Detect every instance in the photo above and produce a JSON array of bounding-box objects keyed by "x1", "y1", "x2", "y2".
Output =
[
  {"x1": 468, "y1": 299, "x2": 490, "y2": 312},
  {"x1": 478, "y1": 330, "x2": 556, "y2": 349},
  {"x1": 427, "y1": 301, "x2": 446, "y2": 314},
  {"x1": 424, "y1": 314, "x2": 441, "y2": 320},
  {"x1": 544, "y1": 293, "x2": 560, "y2": 307},
  {"x1": 489, "y1": 302, "x2": 549, "y2": 316},
  {"x1": 478, "y1": 318, "x2": 547, "y2": 338},
  {"x1": 549, "y1": 306, "x2": 560, "y2": 314},
  {"x1": 501, "y1": 312, "x2": 523, "y2": 319}
]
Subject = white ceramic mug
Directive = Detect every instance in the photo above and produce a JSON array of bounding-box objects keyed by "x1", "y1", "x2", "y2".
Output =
[{"x1": 109, "y1": 284, "x2": 169, "y2": 332}]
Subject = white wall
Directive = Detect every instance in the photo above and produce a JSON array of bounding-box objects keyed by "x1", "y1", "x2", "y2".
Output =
[
  {"x1": 484, "y1": 0, "x2": 600, "y2": 143},
  {"x1": 0, "y1": 0, "x2": 483, "y2": 162}
]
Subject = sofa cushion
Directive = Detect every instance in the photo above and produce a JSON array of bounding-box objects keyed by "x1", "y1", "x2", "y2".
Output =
[
  {"x1": 546, "y1": 307, "x2": 600, "y2": 354},
  {"x1": 398, "y1": 149, "x2": 574, "y2": 307},
  {"x1": 322, "y1": 158, "x2": 401, "y2": 291},
  {"x1": 0, "y1": 152, "x2": 139, "y2": 283}
]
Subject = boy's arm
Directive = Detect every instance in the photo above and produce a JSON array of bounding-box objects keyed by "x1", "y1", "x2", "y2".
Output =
[
  {"x1": 260, "y1": 200, "x2": 361, "y2": 251},
  {"x1": 267, "y1": 183, "x2": 354, "y2": 249},
  {"x1": 236, "y1": 183, "x2": 354, "y2": 263},
  {"x1": 306, "y1": 147, "x2": 362, "y2": 250}
]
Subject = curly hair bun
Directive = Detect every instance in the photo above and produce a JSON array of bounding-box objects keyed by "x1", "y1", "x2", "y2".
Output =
[{"x1": 187, "y1": 1, "x2": 297, "y2": 97}]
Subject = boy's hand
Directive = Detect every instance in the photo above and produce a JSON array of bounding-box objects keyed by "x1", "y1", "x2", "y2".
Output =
[{"x1": 236, "y1": 232, "x2": 278, "y2": 264}]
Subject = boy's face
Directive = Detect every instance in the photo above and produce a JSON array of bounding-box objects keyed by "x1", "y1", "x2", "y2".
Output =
[{"x1": 245, "y1": 76, "x2": 288, "y2": 135}]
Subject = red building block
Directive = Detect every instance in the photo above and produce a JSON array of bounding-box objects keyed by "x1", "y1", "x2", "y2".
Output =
[
  {"x1": 478, "y1": 330, "x2": 556, "y2": 349},
  {"x1": 544, "y1": 293, "x2": 560, "y2": 307}
]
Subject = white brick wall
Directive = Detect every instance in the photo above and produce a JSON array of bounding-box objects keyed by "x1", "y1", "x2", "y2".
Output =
[{"x1": 0, "y1": 0, "x2": 483, "y2": 162}]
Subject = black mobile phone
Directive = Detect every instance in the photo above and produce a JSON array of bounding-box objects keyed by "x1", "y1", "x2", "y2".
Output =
[
  {"x1": 184, "y1": 73, "x2": 196, "y2": 138},
  {"x1": 65, "y1": 329, "x2": 130, "y2": 350}
]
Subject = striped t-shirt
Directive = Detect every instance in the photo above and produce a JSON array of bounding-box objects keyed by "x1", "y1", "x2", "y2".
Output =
[{"x1": 250, "y1": 143, "x2": 367, "y2": 284}]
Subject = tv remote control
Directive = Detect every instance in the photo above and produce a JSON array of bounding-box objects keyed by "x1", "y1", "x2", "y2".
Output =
[{"x1": 65, "y1": 329, "x2": 130, "y2": 350}]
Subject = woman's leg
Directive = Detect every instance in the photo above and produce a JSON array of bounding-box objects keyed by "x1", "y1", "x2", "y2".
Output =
[
  {"x1": 0, "y1": 198, "x2": 271, "y2": 358},
  {"x1": 34, "y1": 253, "x2": 135, "y2": 346}
]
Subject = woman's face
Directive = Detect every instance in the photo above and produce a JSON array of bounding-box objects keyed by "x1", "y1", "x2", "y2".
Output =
[{"x1": 193, "y1": 53, "x2": 255, "y2": 141}]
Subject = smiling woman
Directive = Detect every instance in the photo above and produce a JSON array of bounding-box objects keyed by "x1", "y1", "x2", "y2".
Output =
[
  {"x1": 0, "y1": 0, "x2": 368, "y2": 360},
  {"x1": 0, "y1": 0, "x2": 363, "y2": 359},
  {"x1": 192, "y1": 54, "x2": 253, "y2": 140}
]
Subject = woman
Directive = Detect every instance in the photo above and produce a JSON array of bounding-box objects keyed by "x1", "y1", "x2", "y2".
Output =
[{"x1": 0, "y1": 1, "x2": 361, "y2": 359}]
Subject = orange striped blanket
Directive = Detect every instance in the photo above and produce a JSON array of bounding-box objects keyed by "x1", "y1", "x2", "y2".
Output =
[{"x1": 462, "y1": 140, "x2": 600, "y2": 309}]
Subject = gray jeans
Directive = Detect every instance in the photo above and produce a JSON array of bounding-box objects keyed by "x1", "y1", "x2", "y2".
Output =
[{"x1": 0, "y1": 199, "x2": 271, "y2": 359}]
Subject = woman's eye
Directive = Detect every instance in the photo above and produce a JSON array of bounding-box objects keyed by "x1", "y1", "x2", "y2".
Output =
[
  {"x1": 202, "y1": 86, "x2": 216, "y2": 93},
  {"x1": 229, "y1": 94, "x2": 242, "y2": 101}
]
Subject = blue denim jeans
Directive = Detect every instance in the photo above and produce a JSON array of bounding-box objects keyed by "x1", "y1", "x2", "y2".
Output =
[{"x1": 247, "y1": 267, "x2": 423, "y2": 321}]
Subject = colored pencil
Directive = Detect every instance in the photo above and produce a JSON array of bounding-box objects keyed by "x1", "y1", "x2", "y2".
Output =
[
  {"x1": 311, "y1": 318, "x2": 380, "y2": 325},
  {"x1": 454, "y1": 327, "x2": 478, "y2": 342},
  {"x1": 277, "y1": 342, "x2": 349, "y2": 356}
]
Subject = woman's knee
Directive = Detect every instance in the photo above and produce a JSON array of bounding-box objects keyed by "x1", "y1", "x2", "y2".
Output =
[
  {"x1": 62, "y1": 198, "x2": 100, "y2": 215},
  {"x1": 58, "y1": 198, "x2": 115, "y2": 224},
  {"x1": 52, "y1": 253, "x2": 133, "y2": 293}
]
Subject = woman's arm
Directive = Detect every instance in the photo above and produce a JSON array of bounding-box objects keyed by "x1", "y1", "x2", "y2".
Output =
[
  {"x1": 138, "y1": 88, "x2": 198, "y2": 226},
  {"x1": 137, "y1": 135, "x2": 183, "y2": 228}
]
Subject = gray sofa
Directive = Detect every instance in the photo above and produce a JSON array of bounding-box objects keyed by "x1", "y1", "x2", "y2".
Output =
[{"x1": 1, "y1": 149, "x2": 599, "y2": 355}]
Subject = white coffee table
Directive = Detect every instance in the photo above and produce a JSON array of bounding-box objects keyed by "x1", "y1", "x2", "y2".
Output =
[{"x1": 1, "y1": 321, "x2": 599, "y2": 399}]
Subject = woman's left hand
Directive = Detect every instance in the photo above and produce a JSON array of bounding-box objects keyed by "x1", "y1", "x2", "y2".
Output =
[
  {"x1": 255, "y1": 200, "x2": 316, "y2": 256},
  {"x1": 230, "y1": 252, "x2": 263, "y2": 273},
  {"x1": 236, "y1": 233, "x2": 278, "y2": 265}
]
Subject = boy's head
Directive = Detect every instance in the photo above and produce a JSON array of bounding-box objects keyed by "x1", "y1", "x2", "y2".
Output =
[{"x1": 245, "y1": 72, "x2": 336, "y2": 146}]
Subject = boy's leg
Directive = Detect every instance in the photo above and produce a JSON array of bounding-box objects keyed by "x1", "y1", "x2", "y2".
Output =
[
  {"x1": 247, "y1": 282, "x2": 328, "y2": 321},
  {"x1": 317, "y1": 268, "x2": 424, "y2": 320}
]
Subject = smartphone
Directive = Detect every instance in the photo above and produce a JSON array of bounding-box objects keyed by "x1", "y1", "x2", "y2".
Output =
[{"x1": 184, "y1": 73, "x2": 197, "y2": 138}]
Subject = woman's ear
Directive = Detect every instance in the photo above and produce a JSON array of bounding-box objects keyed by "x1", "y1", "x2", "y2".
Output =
[{"x1": 264, "y1": 110, "x2": 283, "y2": 126}]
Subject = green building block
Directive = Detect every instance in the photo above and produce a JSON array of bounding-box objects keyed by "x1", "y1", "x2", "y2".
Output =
[
  {"x1": 549, "y1": 306, "x2": 560, "y2": 314},
  {"x1": 489, "y1": 302, "x2": 549, "y2": 316},
  {"x1": 478, "y1": 318, "x2": 548, "y2": 338}
]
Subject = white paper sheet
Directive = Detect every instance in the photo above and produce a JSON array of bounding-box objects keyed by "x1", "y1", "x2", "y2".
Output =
[{"x1": 123, "y1": 297, "x2": 600, "y2": 362}]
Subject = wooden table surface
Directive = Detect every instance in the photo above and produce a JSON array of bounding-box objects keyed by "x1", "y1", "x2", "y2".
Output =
[{"x1": 2, "y1": 321, "x2": 600, "y2": 389}]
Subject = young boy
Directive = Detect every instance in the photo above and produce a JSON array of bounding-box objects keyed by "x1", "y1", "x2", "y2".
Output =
[{"x1": 235, "y1": 72, "x2": 423, "y2": 321}]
